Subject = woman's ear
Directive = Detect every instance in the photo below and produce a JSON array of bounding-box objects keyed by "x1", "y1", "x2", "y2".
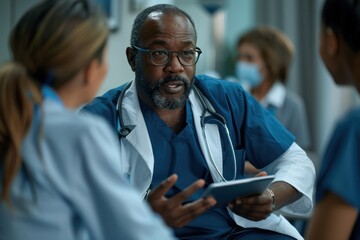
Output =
[
  {"x1": 83, "y1": 55, "x2": 107, "y2": 89},
  {"x1": 126, "y1": 47, "x2": 136, "y2": 72},
  {"x1": 325, "y1": 28, "x2": 339, "y2": 56},
  {"x1": 83, "y1": 59, "x2": 98, "y2": 86}
]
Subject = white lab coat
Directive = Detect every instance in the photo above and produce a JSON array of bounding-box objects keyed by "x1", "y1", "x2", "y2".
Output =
[{"x1": 118, "y1": 81, "x2": 315, "y2": 240}]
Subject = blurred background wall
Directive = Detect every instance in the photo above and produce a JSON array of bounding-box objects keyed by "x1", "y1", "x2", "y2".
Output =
[{"x1": 1, "y1": 0, "x2": 359, "y2": 169}]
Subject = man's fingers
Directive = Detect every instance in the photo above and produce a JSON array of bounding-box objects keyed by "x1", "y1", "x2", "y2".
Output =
[
  {"x1": 255, "y1": 171, "x2": 268, "y2": 177},
  {"x1": 169, "y1": 197, "x2": 217, "y2": 227},
  {"x1": 170, "y1": 179, "x2": 206, "y2": 205},
  {"x1": 241, "y1": 192, "x2": 272, "y2": 206},
  {"x1": 230, "y1": 194, "x2": 273, "y2": 221},
  {"x1": 147, "y1": 177, "x2": 217, "y2": 228},
  {"x1": 148, "y1": 174, "x2": 178, "y2": 201}
]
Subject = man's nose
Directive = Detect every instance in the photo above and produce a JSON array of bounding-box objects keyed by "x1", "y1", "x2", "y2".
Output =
[{"x1": 165, "y1": 53, "x2": 184, "y2": 73}]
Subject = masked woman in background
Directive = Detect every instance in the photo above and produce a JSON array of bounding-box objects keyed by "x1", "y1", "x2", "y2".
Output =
[{"x1": 234, "y1": 26, "x2": 311, "y2": 151}]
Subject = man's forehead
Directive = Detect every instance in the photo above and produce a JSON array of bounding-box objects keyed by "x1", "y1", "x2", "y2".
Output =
[{"x1": 140, "y1": 13, "x2": 195, "y2": 40}]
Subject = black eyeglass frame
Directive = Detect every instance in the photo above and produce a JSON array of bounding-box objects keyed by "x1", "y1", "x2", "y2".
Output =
[{"x1": 131, "y1": 45, "x2": 202, "y2": 66}]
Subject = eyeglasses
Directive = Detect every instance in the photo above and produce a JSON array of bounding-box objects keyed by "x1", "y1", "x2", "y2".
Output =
[{"x1": 132, "y1": 45, "x2": 202, "y2": 66}]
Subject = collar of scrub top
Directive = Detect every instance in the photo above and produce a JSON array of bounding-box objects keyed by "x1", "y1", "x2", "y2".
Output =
[
  {"x1": 28, "y1": 85, "x2": 63, "y2": 183},
  {"x1": 41, "y1": 85, "x2": 63, "y2": 104},
  {"x1": 33, "y1": 85, "x2": 63, "y2": 134}
]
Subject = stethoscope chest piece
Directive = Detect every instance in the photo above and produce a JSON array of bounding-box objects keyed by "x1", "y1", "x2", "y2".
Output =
[
  {"x1": 119, "y1": 127, "x2": 131, "y2": 138},
  {"x1": 118, "y1": 125, "x2": 135, "y2": 138}
]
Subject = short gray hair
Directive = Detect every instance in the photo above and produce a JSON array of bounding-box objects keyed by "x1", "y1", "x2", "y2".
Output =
[{"x1": 130, "y1": 4, "x2": 197, "y2": 46}]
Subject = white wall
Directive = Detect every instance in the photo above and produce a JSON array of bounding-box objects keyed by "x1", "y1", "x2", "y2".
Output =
[
  {"x1": 224, "y1": 0, "x2": 255, "y2": 49},
  {"x1": 0, "y1": 0, "x2": 11, "y2": 63},
  {"x1": 98, "y1": 0, "x2": 138, "y2": 95},
  {"x1": 0, "y1": 0, "x2": 37, "y2": 64}
]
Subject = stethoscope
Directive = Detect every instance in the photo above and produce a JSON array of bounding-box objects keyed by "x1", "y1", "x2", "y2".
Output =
[{"x1": 116, "y1": 81, "x2": 237, "y2": 182}]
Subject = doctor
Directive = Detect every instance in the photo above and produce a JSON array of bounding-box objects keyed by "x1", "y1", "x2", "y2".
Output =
[{"x1": 83, "y1": 4, "x2": 315, "y2": 239}]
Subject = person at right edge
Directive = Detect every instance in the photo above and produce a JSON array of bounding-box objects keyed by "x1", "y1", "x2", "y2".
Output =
[
  {"x1": 83, "y1": 4, "x2": 316, "y2": 240},
  {"x1": 306, "y1": 0, "x2": 360, "y2": 239}
]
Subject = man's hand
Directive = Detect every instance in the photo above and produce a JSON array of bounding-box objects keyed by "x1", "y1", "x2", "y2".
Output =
[
  {"x1": 147, "y1": 174, "x2": 217, "y2": 228},
  {"x1": 228, "y1": 171, "x2": 273, "y2": 221},
  {"x1": 228, "y1": 189, "x2": 274, "y2": 221},
  {"x1": 228, "y1": 176, "x2": 301, "y2": 221}
]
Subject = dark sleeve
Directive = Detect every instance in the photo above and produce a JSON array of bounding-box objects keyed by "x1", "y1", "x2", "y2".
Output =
[
  {"x1": 316, "y1": 109, "x2": 360, "y2": 209},
  {"x1": 81, "y1": 88, "x2": 122, "y2": 132}
]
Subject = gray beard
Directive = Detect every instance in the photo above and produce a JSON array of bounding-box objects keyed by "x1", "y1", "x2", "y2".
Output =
[{"x1": 135, "y1": 68, "x2": 193, "y2": 110}]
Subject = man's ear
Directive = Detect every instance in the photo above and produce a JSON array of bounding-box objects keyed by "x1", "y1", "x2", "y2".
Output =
[
  {"x1": 325, "y1": 28, "x2": 339, "y2": 56},
  {"x1": 126, "y1": 47, "x2": 136, "y2": 72}
]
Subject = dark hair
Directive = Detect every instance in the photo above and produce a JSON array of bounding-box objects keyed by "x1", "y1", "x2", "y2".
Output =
[
  {"x1": 130, "y1": 4, "x2": 197, "y2": 46},
  {"x1": 0, "y1": 0, "x2": 108, "y2": 205},
  {"x1": 322, "y1": 0, "x2": 360, "y2": 52}
]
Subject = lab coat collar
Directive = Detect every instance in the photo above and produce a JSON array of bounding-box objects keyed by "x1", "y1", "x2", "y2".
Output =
[{"x1": 262, "y1": 81, "x2": 286, "y2": 109}]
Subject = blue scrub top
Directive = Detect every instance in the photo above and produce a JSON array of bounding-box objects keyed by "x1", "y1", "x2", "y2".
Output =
[
  {"x1": 141, "y1": 100, "x2": 242, "y2": 238},
  {"x1": 194, "y1": 75, "x2": 295, "y2": 169},
  {"x1": 316, "y1": 107, "x2": 360, "y2": 240},
  {"x1": 140, "y1": 89, "x2": 295, "y2": 239}
]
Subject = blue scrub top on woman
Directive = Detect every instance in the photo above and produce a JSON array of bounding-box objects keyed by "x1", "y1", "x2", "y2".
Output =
[{"x1": 316, "y1": 107, "x2": 360, "y2": 240}]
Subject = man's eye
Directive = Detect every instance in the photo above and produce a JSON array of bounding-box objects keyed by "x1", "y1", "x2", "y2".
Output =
[
  {"x1": 152, "y1": 50, "x2": 168, "y2": 57},
  {"x1": 181, "y1": 50, "x2": 195, "y2": 56}
]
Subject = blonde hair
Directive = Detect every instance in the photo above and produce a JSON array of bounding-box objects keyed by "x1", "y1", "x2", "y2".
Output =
[
  {"x1": 237, "y1": 26, "x2": 294, "y2": 84},
  {"x1": 0, "y1": 0, "x2": 109, "y2": 205}
]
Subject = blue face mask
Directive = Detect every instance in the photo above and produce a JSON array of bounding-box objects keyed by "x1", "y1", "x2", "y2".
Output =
[{"x1": 235, "y1": 61, "x2": 263, "y2": 89}]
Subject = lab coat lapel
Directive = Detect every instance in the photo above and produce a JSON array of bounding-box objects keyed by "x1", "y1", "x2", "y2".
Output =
[
  {"x1": 119, "y1": 81, "x2": 154, "y2": 194},
  {"x1": 189, "y1": 89, "x2": 224, "y2": 183}
]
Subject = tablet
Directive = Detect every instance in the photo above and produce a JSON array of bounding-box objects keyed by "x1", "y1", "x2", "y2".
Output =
[{"x1": 202, "y1": 175, "x2": 275, "y2": 207}]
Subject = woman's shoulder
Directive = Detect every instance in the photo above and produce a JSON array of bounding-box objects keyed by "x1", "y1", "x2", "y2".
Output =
[
  {"x1": 43, "y1": 101, "x2": 117, "y2": 143},
  {"x1": 332, "y1": 107, "x2": 360, "y2": 137},
  {"x1": 340, "y1": 107, "x2": 360, "y2": 124},
  {"x1": 284, "y1": 89, "x2": 305, "y2": 108}
]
